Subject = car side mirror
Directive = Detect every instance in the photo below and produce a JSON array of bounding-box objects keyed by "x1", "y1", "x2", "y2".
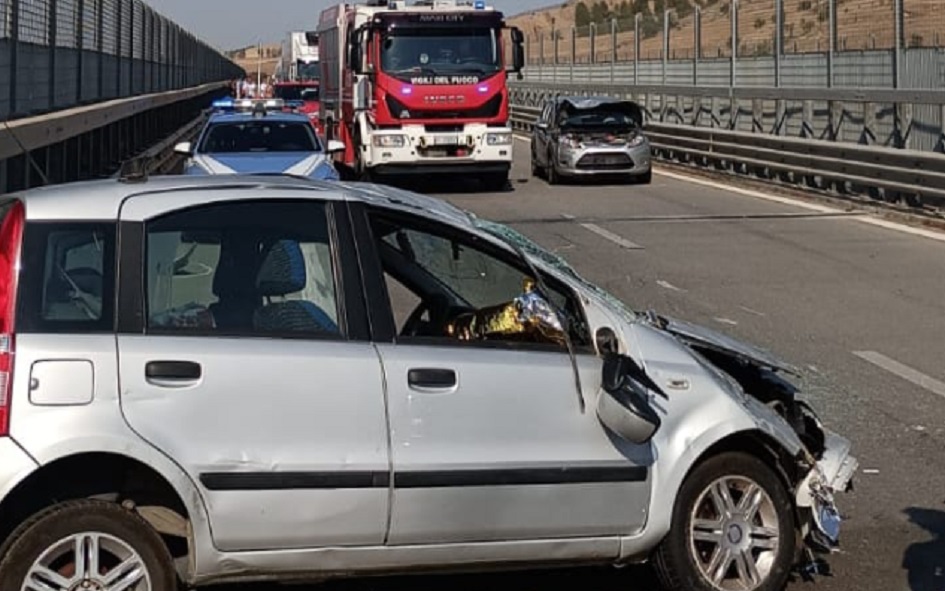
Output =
[
  {"x1": 535, "y1": 122, "x2": 548, "y2": 131},
  {"x1": 174, "y1": 142, "x2": 192, "y2": 156},
  {"x1": 597, "y1": 353, "x2": 661, "y2": 444},
  {"x1": 326, "y1": 140, "x2": 345, "y2": 154}
]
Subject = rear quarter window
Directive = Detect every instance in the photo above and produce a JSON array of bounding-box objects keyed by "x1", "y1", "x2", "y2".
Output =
[{"x1": 16, "y1": 222, "x2": 116, "y2": 333}]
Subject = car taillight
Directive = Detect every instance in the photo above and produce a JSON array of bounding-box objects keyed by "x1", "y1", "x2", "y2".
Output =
[{"x1": 0, "y1": 200, "x2": 24, "y2": 437}]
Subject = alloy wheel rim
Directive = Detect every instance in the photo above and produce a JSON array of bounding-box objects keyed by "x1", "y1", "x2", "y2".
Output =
[
  {"x1": 21, "y1": 532, "x2": 151, "y2": 591},
  {"x1": 688, "y1": 475, "x2": 780, "y2": 591}
]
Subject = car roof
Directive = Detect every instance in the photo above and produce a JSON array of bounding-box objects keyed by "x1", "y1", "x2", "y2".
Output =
[
  {"x1": 11, "y1": 175, "x2": 474, "y2": 228},
  {"x1": 207, "y1": 111, "x2": 312, "y2": 124}
]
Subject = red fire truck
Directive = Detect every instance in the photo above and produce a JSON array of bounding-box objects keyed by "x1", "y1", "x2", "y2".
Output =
[{"x1": 317, "y1": 0, "x2": 524, "y2": 189}]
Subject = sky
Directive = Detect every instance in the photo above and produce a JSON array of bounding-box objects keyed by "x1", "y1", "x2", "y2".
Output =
[{"x1": 146, "y1": 0, "x2": 550, "y2": 50}]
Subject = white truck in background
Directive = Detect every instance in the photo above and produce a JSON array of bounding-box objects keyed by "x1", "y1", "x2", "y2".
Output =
[{"x1": 280, "y1": 31, "x2": 320, "y2": 82}]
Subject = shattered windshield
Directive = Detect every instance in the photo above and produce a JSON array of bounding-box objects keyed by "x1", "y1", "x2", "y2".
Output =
[{"x1": 471, "y1": 217, "x2": 638, "y2": 322}]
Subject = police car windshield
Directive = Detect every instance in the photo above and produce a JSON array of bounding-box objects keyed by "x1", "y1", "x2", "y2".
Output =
[
  {"x1": 199, "y1": 121, "x2": 320, "y2": 154},
  {"x1": 381, "y1": 27, "x2": 500, "y2": 79}
]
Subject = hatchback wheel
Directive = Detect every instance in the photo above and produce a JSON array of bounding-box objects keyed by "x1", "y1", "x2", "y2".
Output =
[
  {"x1": 654, "y1": 452, "x2": 795, "y2": 591},
  {"x1": 0, "y1": 500, "x2": 176, "y2": 591}
]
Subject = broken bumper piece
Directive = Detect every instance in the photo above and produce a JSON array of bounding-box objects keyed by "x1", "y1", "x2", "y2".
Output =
[{"x1": 797, "y1": 429, "x2": 858, "y2": 553}]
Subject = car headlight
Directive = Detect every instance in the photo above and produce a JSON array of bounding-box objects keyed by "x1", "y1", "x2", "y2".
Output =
[
  {"x1": 485, "y1": 132, "x2": 512, "y2": 146},
  {"x1": 628, "y1": 133, "x2": 647, "y2": 147},
  {"x1": 372, "y1": 135, "x2": 407, "y2": 147}
]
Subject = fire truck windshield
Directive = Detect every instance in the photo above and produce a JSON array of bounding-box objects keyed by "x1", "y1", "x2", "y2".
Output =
[
  {"x1": 273, "y1": 84, "x2": 319, "y2": 101},
  {"x1": 380, "y1": 27, "x2": 500, "y2": 81},
  {"x1": 297, "y1": 61, "x2": 320, "y2": 82}
]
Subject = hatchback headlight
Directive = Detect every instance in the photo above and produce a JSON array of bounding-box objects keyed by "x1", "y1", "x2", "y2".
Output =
[
  {"x1": 628, "y1": 133, "x2": 646, "y2": 147},
  {"x1": 485, "y1": 132, "x2": 512, "y2": 146},
  {"x1": 373, "y1": 135, "x2": 406, "y2": 147}
]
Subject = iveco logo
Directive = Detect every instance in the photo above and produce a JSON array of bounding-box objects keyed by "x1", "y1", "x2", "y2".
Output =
[{"x1": 424, "y1": 95, "x2": 465, "y2": 103}]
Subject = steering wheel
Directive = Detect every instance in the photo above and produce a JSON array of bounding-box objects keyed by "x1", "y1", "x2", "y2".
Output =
[{"x1": 402, "y1": 293, "x2": 452, "y2": 337}]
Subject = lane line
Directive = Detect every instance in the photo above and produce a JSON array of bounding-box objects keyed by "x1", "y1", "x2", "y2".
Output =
[
  {"x1": 853, "y1": 351, "x2": 945, "y2": 400},
  {"x1": 656, "y1": 279, "x2": 687, "y2": 292},
  {"x1": 514, "y1": 133, "x2": 945, "y2": 244},
  {"x1": 714, "y1": 317, "x2": 739, "y2": 326},
  {"x1": 739, "y1": 305, "x2": 766, "y2": 317},
  {"x1": 579, "y1": 223, "x2": 644, "y2": 249}
]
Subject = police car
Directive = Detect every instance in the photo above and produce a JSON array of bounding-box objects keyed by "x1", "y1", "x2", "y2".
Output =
[{"x1": 175, "y1": 98, "x2": 343, "y2": 180}]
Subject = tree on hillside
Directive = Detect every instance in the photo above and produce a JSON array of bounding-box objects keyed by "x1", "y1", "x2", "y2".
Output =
[
  {"x1": 632, "y1": 0, "x2": 649, "y2": 16},
  {"x1": 575, "y1": 1, "x2": 591, "y2": 27},
  {"x1": 591, "y1": 0, "x2": 610, "y2": 23}
]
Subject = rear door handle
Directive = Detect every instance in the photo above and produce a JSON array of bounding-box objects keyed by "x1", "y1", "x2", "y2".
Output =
[
  {"x1": 145, "y1": 361, "x2": 202, "y2": 387},
  {"x1": 408, "y1": 368, "x2": 457, "y2": 391}
]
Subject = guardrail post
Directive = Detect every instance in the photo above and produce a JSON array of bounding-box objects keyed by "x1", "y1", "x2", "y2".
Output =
[
  {"x1": 893, "y1": 0, "x2": 903, "y2": 89},
  {"x1": 693, "y1": 6, "x2": 700, "y2": 86},
  {"x1": 861, "y1": 102, "x2": 875, "y2": 145},
  {"x1": 97, "y1": 0, "x2": 104, "y2": 101},
  {"x1": 730, "y1": 0, "x2": 738, "y2": 87},
  {"x1": 569, "y1": 26, "x2": 575, "y2": 84},
  {"x1": 536, "y1": 32, "x2": 542, "y2": 82},
  {"x1": 827, "y1": 0, "x2": 835, "y2": 88},
  {"x1": 802, "y1": 100, "x2": 814, "y2": 138},
  {"x1": 8, "y1": 0, "x2": 19, "y2": 116},
  {"x1": 662, "y1": 9, "x2": 669, "y2": 86},
  {"x1": 48, "y1": 0, "x2": 58, "y2": 110},
  {"x1": 76, "y1": 0, "x2": 85, "y2": 104},
  {"x1": 610, "y1": 18, "x2": 616, "y2": 84},
  {"x1": 634, "y1": 13, "x2": 640, "y2": 86},
  {"x1": 774, "y1": 0, "x2": 782, "y2": 88}
]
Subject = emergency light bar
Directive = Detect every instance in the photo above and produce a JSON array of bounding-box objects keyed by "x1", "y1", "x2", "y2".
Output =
[{"x1": 211, "y1": 98, "x2": 286, "y2": 112}]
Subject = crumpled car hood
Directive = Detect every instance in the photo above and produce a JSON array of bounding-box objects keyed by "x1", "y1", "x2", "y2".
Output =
[{"x1": 643, "y1": 311, "x2": 800, "y2": 376}]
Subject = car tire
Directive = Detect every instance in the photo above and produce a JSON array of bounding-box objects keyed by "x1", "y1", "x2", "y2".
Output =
[
  {"x1": 636, "y1": 169, "x2": 653, "y2": 184},
  {"x1": 0, "y1": 499, "x2": 178, "y2": 591},
  {"x1": 653, "y1": 452, "x2": 796, "y2": 591}
]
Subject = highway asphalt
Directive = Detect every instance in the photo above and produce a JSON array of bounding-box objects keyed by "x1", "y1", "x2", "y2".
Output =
[{"x1": 218, "y1": 146, "x2": 945, "y2": 591}]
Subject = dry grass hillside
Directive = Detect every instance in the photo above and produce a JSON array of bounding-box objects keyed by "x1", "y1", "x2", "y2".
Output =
[
  {"x1": 509, "y1": 0, "x2": 944, "y2": 62},
  {"x1": 226, "y1": 43, "x2": 283, "y2": 78}
]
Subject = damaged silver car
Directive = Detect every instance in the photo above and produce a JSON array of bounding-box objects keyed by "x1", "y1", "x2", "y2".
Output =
[
  {"x1": 531, "y1": 95, "x2": 653, "y2": 184},
  {"x1": 0, "y1": 176, "x2": 853, "y2": 591}
]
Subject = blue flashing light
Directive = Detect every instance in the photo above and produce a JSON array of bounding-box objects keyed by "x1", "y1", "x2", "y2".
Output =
[
  {"x1": 474, "y1": 0, "x2": 485, "y2": 8},
  {"x1": 212, "y1": 98, "x2": 234, "y2": 109}
]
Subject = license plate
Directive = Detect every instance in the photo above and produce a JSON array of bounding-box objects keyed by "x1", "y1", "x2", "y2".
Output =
[{"x1": 433, "y1": 135, "x2": 458, "y2": 146}]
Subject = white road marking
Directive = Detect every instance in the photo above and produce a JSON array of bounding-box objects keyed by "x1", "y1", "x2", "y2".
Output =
[
  {"x1": 739, "y1": 305, "x2": 766, "y2": 317},
  {"x1": 655, "y1": 169, "x2": 945, "y2": 244},
  {"x1": 513, "y1": 133, "x2": 945, "y2": 244},
  {"x1": 714, "y1": 317, "x2": 739, "y2": 326},
  {"x1": 560, "y1": 213, "x2": 576, "y2": 220},
  {"x1": 656, "y1": 279, "x2": 687, "y2": 292},
  {"x1": 579, "y1": 223, "x2": 644, "y2": 249},
  {"x1": 853, "y1": 350, "x2": 945, "y2": 400}
]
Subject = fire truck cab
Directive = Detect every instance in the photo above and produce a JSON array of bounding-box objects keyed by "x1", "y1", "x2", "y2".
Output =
[{"x1": 318, "y1": 0, "x2": 524, "y2": 189}]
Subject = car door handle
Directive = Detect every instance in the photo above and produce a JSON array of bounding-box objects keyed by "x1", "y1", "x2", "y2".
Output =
[
  {"x1": 407, "y1": 368, "x2": 457, "y2": 391},
  {"x1": 145, "y1": 361, "x2": 202, "y2": 387}
]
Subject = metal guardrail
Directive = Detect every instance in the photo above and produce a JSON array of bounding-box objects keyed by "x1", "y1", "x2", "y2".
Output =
[
  {"x1": 0, "y1": 0, "x2": 243, "y2": 121},
  {"x1": 0, "y1": 81, "x2": 225, "y2": 160},
  {"x1": 512, "y1": 81, "x2": 945, "y2": 153},
  {"x1": 113, "y1": 108, "x2": 207, "y2": 179},
  {"x1": 509, "y1": 102, "x2": 945, "y2": 214}
]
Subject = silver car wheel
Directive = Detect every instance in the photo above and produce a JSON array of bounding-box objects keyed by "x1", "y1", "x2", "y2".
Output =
[
  {"x1": 688, "y1": 475, "x2": 780, "y2": 591},
  {"x1": 21, "y1": 532, "x2": 151, "y2": 591}
]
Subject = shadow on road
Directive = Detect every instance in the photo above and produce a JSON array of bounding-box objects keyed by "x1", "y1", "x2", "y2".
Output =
[{"x1": 903, "y1": 507, "x2": 945, "y2": 591}]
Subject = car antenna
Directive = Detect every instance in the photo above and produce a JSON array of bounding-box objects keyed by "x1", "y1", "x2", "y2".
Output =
[
  {"x1": 1, "y1": 119, "x2": 50, "y2": 186},
  {"x1": 506, "y1": 236, "x2": 586, "y2": 413}
]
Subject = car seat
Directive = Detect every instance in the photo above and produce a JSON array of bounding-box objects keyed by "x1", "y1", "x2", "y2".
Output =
[{"x1": 253, "y1": 239, "x2": 339, "y2": 334}]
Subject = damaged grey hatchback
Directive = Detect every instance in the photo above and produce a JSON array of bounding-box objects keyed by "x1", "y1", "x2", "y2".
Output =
[{"x1": 0, "y1": 175, "x2": 854, "y2": 591}]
